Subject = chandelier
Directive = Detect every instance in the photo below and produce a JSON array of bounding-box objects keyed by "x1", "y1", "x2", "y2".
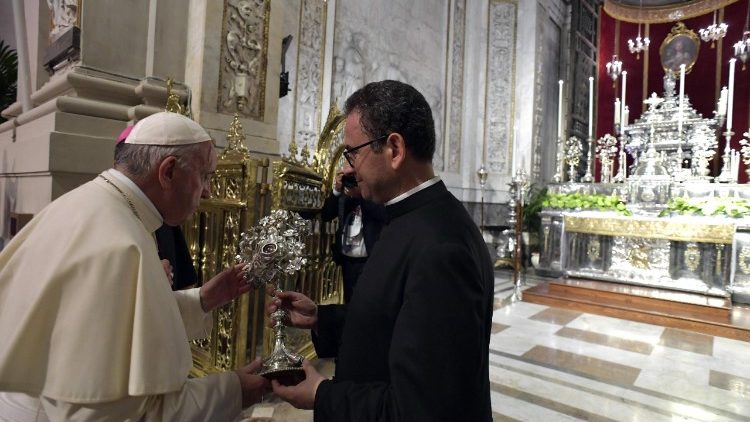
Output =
[
  {"x1": 606, "y1": 55, "x2": 623, "y2": 82},
  {"x1": 699, "y1": 10, "x2": 728, "y2": 48},
  {"x1": 734, "y1": 1, "x2": 750, "y2": 70},
  {"x1": 627, "y1": 0, "x2": 650, "y2": 59},
  {"x1": 627, "y1": 33, "x2": 650, "y2": 59}
]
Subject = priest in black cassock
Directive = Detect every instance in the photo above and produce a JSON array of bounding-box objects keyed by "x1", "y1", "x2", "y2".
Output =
[{"x1": 268, "y1": 80, "x2": 494, "y2": 421}]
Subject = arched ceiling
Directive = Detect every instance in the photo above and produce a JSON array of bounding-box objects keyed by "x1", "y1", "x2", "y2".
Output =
[
  {"x1": 604, "y1": 0, "x2": 741, "y2": 23},
  {"x1": 610, "y1": 0, "x2": 695, "y2": 6}
]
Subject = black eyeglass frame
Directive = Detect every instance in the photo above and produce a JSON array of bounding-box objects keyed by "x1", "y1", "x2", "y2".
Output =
[{"x1": 342, "y1": 134, "x2": 389, "y2": 167}]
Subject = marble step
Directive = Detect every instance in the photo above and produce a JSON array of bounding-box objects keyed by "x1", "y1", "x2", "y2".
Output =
[{"x1": 523, "y1": 278, "x2": 750, "y2": 342}]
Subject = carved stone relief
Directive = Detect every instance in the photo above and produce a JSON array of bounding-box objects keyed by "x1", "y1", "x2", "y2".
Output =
[
  {"x1": 293, "y1": 0, "x2": 326, "y2": 151},
  {"x1": 218, "y1": 0, "x2": 270, "y2": 119},
  {"x1": 532, "y1": 8, "x2": 545, "y2": 182},
  {"x1": 332, "y1": 1, "x2": 448, "y2": 169},
  {"x1": 446, "y1": 0, "x2": 466, "y2": 173},
  {"x1": 47, "y1": 0, "x2": 80, "y2": 42},
  {"x1": 484, "y1": 0, "x2": 517, "y2": 174}
]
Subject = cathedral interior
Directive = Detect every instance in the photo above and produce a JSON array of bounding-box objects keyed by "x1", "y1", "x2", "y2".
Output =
[{"x1": 2, "y1": 0, "x2": 750, "y2": 420}]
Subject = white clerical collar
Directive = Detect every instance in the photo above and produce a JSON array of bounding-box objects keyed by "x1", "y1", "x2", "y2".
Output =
[
  {"x1": 385, "y1": 176, "x2": 441, "y2": 206},
  {"x1": 109, "y1": 169, "x2": 161, "y2": 218}
]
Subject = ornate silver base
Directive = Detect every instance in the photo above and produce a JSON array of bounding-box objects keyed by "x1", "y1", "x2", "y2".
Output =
[{"x1": 260, "y1": 309, "x2": 305, "y2": 385}]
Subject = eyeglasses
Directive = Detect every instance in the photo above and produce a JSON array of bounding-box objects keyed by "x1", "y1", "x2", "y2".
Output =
[{"x1": 342, "y1": 134, "x2": 389, "y2": 167}]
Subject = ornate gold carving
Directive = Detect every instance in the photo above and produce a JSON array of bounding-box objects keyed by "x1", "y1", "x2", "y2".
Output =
[
  {"x1": 189, "y1": 105, "x2": 349, "y2": 376},
  {"x1": 627, "y1": 241, "x2": 651, "y2": 270},
  {"x1": 739, "y1": 246, "x2": 750, "y2": 275},
  {"x1": 165, "y1": 78, "x2": 186, "y2": 115},
  {"x1": 221, "y1": 114, "x2": 250, "y2": 160},
  {"x1": 587, "y1": 238, "x2": 600, "y2": 263},
  {"x1": 603, "y1": 0, "x2": 736, "y2": 24},
  {"x1": 564, "y1": 215, "x2": 734, "y2": 244},
  {"x1": 684, "y1": 243, "x2": 701, "y2": 272}
]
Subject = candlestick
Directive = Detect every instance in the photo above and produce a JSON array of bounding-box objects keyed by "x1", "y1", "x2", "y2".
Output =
[
  {"x1": 588, "y1": 77, "x2": 594, "y2": 138},
  {"x1": 678, "y1": 64, "x2": 685, "y2": 139},
  {"x1": 557, "y1": 80, "x2": 564, "y2": 139},
  {"x1": 512, "y1": 126, "x2": 518, "y2": 174},
  {"x1": 614, "y1": 98, "x2": 621, "y2": 126},
  {"x1": 728, "y1": 59, "x2": 736, "y2": 131},
  {"x1": 623, "y1": 106, "x2": 629, "y2": 130},
  {"x1": 621, "y1": 71, "x2": 627, "y2": 131}
]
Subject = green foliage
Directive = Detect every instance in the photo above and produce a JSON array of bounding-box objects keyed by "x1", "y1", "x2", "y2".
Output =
[
  {"x1": 660, "y1": 196, "x2": 750, "y2": 218},
  {"x1": 0, "y1": 40, "x2": 18, "y2": 124},
  {"x1": 523, "y1": 185, "x2": 547, "y2": 234},
  {"x1": 541, "y1": 192, "x2": 632, "y2": 216}
]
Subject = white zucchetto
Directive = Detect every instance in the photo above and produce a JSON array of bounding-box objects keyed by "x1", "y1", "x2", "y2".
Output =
[{"x1": 125, "y1": 112, "x2": 211, "y2": 146}]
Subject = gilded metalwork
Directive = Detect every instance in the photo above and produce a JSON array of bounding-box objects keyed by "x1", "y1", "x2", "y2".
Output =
[
  {"x1": 222, "y1": 114, "x2": 250, "y2": 159},
  {"x1": 188, "y1": 116, "x2": 270, "y2": 376},
  {"x1": 659, "y1": 23, "x2": 700, "y2": 74},
  {"x1": 264, "y1": 105, "x2": 348, "y2": 360},
  {"x1": 627, "y1": 242, "x2": 651, "y2": 270},
  {"x1": 188, "y1": 105, "x2": 347, "y2": 377},
  {"x1": 564, "y1": 214, "x2": 734, "y2": 244},
  {"x1": 604, "y1": 0, "x2": 736, "y2": 24},
  {"x1": 165, "y1": 78, "x2": 187, "y2": 115},
  {"x1": 684, "y1": 243, "x2": 701, "y2": 272},
  {"x1": 739, "y1": 246, "x2": 750, "y2": 275},
  {"x1": 587, "y1": 238, "x2": 601, "y2": 263}
]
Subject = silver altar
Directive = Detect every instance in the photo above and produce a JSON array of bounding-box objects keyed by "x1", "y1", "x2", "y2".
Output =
[{"x1": 536, "y1": 182, "x2": 750, "y2": 304}]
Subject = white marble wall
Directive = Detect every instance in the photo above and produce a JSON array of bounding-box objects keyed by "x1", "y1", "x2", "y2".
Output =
[{"x1": 275, "y1": 0, "x2": 568, "y2": 213}]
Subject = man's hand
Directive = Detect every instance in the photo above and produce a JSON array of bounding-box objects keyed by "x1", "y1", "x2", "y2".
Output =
[
  {"x1": 236, "y1": 358, "x2": 271, "y2": 408},
  {"x1": 266, "y1": 289, "x2": 318, "y2": 330},
  {"x1": 271, "y1": 359, "x2": 326, "y2": 410},
  {"x1": 199, "y1": 263, "x2": 252, "y2": 312}
]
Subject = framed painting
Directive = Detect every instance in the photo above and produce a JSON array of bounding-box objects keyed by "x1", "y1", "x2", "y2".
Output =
[{"x1": 659, "y1": 22, "x2": 700, "y2": 74}]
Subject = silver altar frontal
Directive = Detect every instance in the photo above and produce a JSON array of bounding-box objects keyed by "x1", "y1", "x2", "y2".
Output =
[
  {"x1": 537, "y1": 183, "x2": 750, "y2": 304},
  {"x1": 562, "y1": 211, "x2": 733, "y2": 298}
]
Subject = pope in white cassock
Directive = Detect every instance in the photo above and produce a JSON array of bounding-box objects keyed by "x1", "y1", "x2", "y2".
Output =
[{"x1": 0, "y1": 112, "x2": 269, "y2": 420}]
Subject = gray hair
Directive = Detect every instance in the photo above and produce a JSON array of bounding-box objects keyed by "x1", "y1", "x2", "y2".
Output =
[{"x1": 114, "y1": 142, "x2": 207, "y2": 180}]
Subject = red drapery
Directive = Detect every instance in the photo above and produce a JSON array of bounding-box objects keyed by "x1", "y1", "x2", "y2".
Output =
[{"x1": 596, "y1": 0, "x2": 750, "y2": 182}]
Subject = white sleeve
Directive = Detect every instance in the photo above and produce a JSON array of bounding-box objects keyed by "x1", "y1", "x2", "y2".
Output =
[
  {"x1": 41, "y1": 371, "x2": 243, "y2": 422},
  {"x1": 173, "y1": 287, "x2": 213, "y2": 340}
]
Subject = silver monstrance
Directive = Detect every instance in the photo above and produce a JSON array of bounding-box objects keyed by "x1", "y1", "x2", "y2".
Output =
[{"x1": 236, "y1": 209, "x2": 310, "y2": 383}]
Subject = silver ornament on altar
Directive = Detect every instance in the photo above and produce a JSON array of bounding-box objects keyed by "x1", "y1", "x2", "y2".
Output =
[
  {"x1": 235, "y1": 209, "x2": 310, "y2": 381},
  {"x1": 740, "y1": 131, "x2": 750, "y2": 179},
  {"x1": 596, "y1": 134, "x2": 618, "y2": 183},
  {"x1": 564, "y1": 136, "x2": 583, "y2": 182}
]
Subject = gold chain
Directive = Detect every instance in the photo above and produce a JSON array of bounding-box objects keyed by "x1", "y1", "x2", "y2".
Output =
[{"x1": 98, "y1": 175, "x2": 141, "y2": 221}]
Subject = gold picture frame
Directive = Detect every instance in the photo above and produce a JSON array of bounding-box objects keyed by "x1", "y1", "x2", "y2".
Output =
[{"x1": 659, "y1": 22, "x2": 700, "y2": 74}]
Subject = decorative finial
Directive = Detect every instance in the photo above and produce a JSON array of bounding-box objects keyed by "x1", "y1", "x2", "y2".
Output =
[
  {"x1": 226, "y1": 113, "x2": 248, "y2": 153},
  {"x1": 300, "y1": 144, "x2": 311, "y2": 165},
  {"x1": 165, "y1": 78, "x2": 186, "y2": 115},
  {"x1": 287, "y1": 140, "x2": 299, "y2": 162}
]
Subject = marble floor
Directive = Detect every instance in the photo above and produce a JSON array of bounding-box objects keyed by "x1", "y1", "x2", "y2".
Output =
[{"x1": 240, "y1": 271, "x2": 750, "y2": 421}]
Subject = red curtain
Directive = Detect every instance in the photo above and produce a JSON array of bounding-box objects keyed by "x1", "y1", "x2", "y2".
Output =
[{"x1": 597, "y1": 0, "x2": 750, "y2": 182}]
